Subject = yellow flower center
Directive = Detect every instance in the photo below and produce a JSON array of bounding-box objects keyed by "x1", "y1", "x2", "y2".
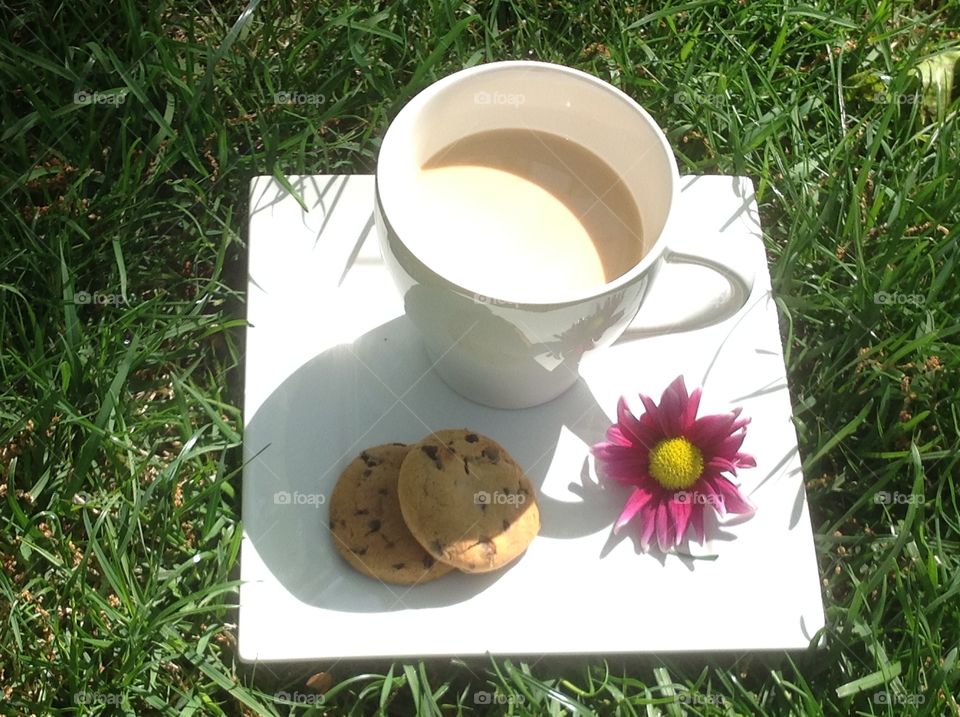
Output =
[{"x1": 649, "y1": 437, "x2": 704, "y2": 490}]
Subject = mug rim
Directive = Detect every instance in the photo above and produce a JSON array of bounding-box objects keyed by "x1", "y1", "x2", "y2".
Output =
[{"x1": 375, "y1": 60, "x2": 680, "y2": 308}]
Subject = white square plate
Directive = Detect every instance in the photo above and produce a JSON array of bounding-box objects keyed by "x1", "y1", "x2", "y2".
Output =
[{"x1": 240, "y1": 174, "x2": 825, "y2": 661}]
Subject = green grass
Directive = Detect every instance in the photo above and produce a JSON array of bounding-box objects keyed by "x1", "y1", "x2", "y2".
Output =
[{"x1": 2, "y1": 0, "x2": 959, "y2": 714}]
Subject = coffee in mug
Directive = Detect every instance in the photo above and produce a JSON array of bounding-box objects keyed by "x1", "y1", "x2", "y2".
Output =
[{"x1": 412, "y1": 128, "x2": 645, "y2": 304}]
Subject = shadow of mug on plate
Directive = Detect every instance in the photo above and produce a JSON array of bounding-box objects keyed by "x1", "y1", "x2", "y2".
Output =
[{"x1": 375, "y1": 60, "x2": 754, "y2": 409}]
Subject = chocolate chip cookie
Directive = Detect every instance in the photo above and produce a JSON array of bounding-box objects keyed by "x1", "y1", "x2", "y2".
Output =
[
  {"x1": 329, "y1": 443, "x2": 454, "y2": 585},
  {"x1": 397, "y1": 429, "x2": 540, "y2": 573}
]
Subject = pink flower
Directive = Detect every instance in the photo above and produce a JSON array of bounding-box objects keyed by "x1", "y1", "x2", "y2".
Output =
[{"x1": 591, "y1": 376, "x2": 757, "y2": 552}]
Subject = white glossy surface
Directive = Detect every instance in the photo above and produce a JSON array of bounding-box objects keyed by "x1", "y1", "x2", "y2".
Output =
[
  {"x1": 376, "y1": 61, "x2": 702, "y2": 407},
  {"x1": 377, "y1": 61, "x2": 678, "y2": 300},
  {"x1": 240, "y1": 174, "x2": 825, "y2": 661}
]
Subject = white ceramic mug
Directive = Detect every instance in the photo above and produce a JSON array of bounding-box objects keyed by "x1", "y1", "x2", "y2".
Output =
[{"x1": 375, "y1": 61, "x2": 753, "y2": 409}]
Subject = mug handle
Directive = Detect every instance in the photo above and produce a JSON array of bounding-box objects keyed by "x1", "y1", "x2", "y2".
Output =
[{"x1": 617, "y1": 243, "x2": 755, "y2": 340}]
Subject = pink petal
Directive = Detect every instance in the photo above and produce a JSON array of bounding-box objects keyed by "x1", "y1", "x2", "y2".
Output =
[
  {"x1": 591, "y1": 440, "x2": 627, "y2": 460},
  {"x1": 655, "y1": 501, "x2": 672, "y2": 552},
  {"x1": 616, "y1": 399, "x2": 661, "y2": 449},
  {"x1": 638, "y1": 409, "x2": 661, "y2": 431},
  {"x1": 614, "y1": 486, "x2": 656, "y2": 533},
  {"x1": 709, "y1": 476, "x2": 756, "y2": 516},
  {"x1": 707, "y1": 456, "x2": 739, "y2": 475},
  {"x1": 638, "y1": 392, "x2": 664, "y2": 434},
  {"x1": 667, "y1": 495, "x2": 694, "y2": 546},
  {"x1": 601, "y1": 467, "x2": 651, "y2": 487},
  {"x1": 638, "y1": 507, "x2": 657, "y2": 550},
  {"x1": 679, "y1": 386, "x2": 702, "y2": 433},
  {"x1": 713, "y1": 431, "x2": 747, "y2": 459},
  {"x1": 726, "y1": 409, "x2": 751, "y2": 437},
  {"x1": 592, "y1": 438, "x2": 636, "y2": 463},
  {"x1": 687, "y1": 413, "x2": 731, "y2": 444},
  {"x1": 600, "y1": 425, "x2": 633, "y2": 447},
  {"x1": 658, "y1": 376, "x2": 688, "y2": 436},
  {"x1": 598, "y1": 469, "x2": 647, "y2": 487},
  {"x1": 687, "y1": 412, "x2": 743, "y2": 453},
  {"x1": 689, "y1": 505, "x2": 706, "y2": 544},
  {"x1": 735, "y1": 452, "x2": 757, "y2": 468},
  {"x1": 593, "y1": 450, "x2": 647, "y2": 472},
  {"x1": 615, "y1": 398, "x2": 641, "y2": 439},
  {"x1": 663, "y1": 375, "x2": 689, "y2": 397},
  {"x1": 593, "y1": 445, "x2": 650, "y2": 486},
  {"x1": 697, "y1": 475, "x2": 727, "y2": 516}
]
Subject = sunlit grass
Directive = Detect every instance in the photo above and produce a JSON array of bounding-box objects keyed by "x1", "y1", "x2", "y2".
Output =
[{"x1": 1, "y1": 0, "x2": 958, "y2": 714}]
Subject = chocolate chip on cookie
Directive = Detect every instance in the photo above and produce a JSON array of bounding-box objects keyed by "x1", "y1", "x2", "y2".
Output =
[
  {"x1": 398, "y1": 429, "x2": 540, "y2": 573},
  {"x1": 420, "y1": 443, "x2": 447, "y2": 470},
  {"x1": 329, "y1": 443, "x2": 454, "y2": 585}
]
